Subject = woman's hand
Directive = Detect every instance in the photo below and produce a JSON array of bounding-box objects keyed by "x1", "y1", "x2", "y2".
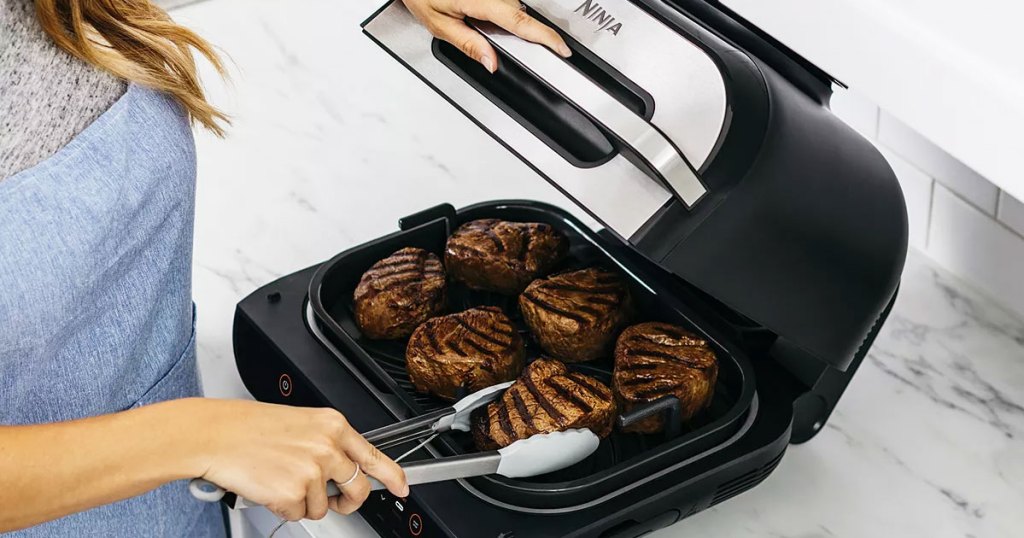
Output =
[
  {"x1": 189, "y1": 399, "x2": 408, "y2": 521},
  {"x1": 402, "y1": 0, "x2": 571, "y2": 72},
  {"x1": 0, "y1": 398, "x2": 406, "y2": 532}
]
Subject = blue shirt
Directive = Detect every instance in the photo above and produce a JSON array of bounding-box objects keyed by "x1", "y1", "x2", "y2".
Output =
[{"x1": 0, "y1": 85, "x2": 225, "y2": 537}]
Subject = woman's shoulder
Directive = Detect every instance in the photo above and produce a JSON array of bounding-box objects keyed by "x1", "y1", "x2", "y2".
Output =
[{"x1": 0, "y1": 0, "x2": 129, "y2": 180}]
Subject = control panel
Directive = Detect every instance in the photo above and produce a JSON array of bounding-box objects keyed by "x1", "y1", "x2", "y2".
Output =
[{"x1": 361, "y1": 491, "x2": 448, "y2": 538}]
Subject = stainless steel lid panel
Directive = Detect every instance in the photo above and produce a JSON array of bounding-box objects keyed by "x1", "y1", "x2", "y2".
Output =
[{"x1": 362, "y1": 0, "x2": 728, "y2": 238}]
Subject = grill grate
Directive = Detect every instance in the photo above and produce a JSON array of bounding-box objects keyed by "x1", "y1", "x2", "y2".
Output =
[
  {"x1": 347, "y1": 247, "x2": 734, "y2": 483},
  {"x1": 311, "y1": 203, "x2": 753, "y2": 503}
]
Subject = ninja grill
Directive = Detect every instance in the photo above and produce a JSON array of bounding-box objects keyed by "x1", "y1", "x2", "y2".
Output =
[{"x1": 231, "y1": 0, "x2": 908, "y2": 536}]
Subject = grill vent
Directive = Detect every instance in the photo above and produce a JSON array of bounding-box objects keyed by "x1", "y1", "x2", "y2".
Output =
[{"x1": 709, "y1": 449, "x2": 785, "y2": 507}]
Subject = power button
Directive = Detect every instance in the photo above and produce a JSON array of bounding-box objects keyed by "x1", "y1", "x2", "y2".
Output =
[
  {"x1": 408, "y1": 513, "x2": 423, "y2": 536},
  {"x1": 279, "y1": 374, "x2": 293, "y2": 397}
]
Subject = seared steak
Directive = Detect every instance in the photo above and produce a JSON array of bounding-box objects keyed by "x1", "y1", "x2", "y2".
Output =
[
  {"x1": 472, "y1": 359, "x2": 616, "y2": 450},
  {"x1": 406, "y1": 307, "x2": 525, "y2": 401},
  {"x1": 518, "y1": 267, "x2": 630, "y2": 362},
  {"x1": 612, "y1": 322, "x2": 718, "y2": 434},
  {"x1": 445, "y1": 219, "x2": 568, "y2": 295},
  {"x1": 353, "y1": 247, "x2": 446, "y2": 339}
]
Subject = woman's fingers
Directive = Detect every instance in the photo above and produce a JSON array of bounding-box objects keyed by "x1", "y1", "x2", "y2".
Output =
[
  {"x1": 457, "y1": 0, "x2": 570, "y2": 58},
  {"x1": 266, "y1": 490, "x2": 308, "y2": 522},
  {"x1": 331, "y1": 466, "x2": 373, "y2": 515},
  {"x1": 432, "y1": 17, "x2": 501, "y2": 72},
  {"x1": 340, "y1": 433, "x2": 409, "y2": 498},
  {"x1": 304, "y1": 470, "x2": 330, "y2": 521}
]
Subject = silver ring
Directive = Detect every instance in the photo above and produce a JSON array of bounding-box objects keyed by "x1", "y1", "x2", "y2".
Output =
[{"x1": 337, "y1": 463, "x2": 362, "y2": 488}]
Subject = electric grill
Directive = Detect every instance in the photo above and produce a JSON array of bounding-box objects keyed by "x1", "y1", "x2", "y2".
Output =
[{"x1": 231, "y1": 0, "x2": 908, "y2": 536}]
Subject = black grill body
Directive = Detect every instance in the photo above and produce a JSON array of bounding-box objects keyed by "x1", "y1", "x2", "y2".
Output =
[{"x1": 232, "y1": 201, "x2": 894, "y2": 537}]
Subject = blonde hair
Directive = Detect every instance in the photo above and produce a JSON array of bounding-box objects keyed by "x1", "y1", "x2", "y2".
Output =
[{"x1": 35, "y1": 0, "x2": 229, "y2": 136}]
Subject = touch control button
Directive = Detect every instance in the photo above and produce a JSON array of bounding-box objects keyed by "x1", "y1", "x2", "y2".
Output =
[
  {"x1": 279, "y1": 374, "x2": 293, "y2": 397},
  {"x1": 408, "y1": 513, "x2": 422, "y2": 536}
]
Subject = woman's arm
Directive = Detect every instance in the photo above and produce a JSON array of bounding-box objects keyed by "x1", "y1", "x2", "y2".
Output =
[{"x1": 0, "y1": 398, "x2": 408, "y2": 532}]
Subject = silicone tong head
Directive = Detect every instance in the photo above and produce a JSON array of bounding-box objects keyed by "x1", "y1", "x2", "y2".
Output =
[{"x1": 495, "y1": 429, "x2": 600, "y2": 478}]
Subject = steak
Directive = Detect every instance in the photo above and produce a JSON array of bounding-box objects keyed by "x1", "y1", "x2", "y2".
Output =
[
  {"x1": 406, "y1": 307, "x2": 525, "y2": 401},
  {"x1": 612, "y1": 322, "x2": 718, "y2": 434},
  {"x1": 445, "y1": 219, "x2": 568, "y2": 295},
  {"x1": 352, "y1": 247, "x2": 446, "y2": 339},
  {"x1": 518, "y1": 267, "x2": 630, "y2": 362},
  {"x1": 472, "y1": 359, "x2": 616, "y2": 450}
]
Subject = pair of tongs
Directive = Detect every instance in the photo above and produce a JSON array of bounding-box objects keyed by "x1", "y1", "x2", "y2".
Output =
[{"x1": 190, "y1": 382, "x2": 600, "y2": 508}]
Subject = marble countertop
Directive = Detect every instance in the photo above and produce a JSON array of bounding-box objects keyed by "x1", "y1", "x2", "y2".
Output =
[{"x1": 176, "y1": 0, "x2": 1024, "y2": 536}]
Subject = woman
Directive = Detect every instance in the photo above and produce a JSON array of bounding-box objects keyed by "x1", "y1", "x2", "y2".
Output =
[{"x1": 0, "y1": 0, "x2": 568, "y2": 535}]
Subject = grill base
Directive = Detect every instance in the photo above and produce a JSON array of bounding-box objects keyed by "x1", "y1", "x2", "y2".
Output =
[
  {"x1": 233, "y1": 261, "x2": 797, "y2": 536},
  {"x1": 308, "y1": 201, "x2": 756, "y2": 509}
]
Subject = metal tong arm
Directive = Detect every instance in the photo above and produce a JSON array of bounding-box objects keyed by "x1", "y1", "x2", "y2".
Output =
[
  {"x1": 367, "y1": 428, "x2": 600, "y2": 491},
  {"x1": 468, "y1": 19, "x2": 707, "y2": 209},
  {"x1": 362, "y1": 406, "x2": 454, "y2": 451},
  {"x1": 368, "y1": 451, "x2": 503, "y2": 491},
  {"x1": 363, "y1": 381, "x2": 513, "y2": 451}
]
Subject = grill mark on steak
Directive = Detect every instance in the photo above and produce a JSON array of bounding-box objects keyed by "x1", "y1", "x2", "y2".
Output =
[
  {"x1": 545, "y1": 377, "x2": 594, "y2": 414},
  {"x1": 425, "y1": 328, "x2": 442, "y2": 355},
  {"x1": 366, "y1": 260, "x2": 419, "y2": 273},
  {"x1": 568, "y1": 372, "x2": 612, "y2": 400},
  {"x1": 522, "y1": 373, "x2": 567, "y2": 423},
  {"x1": 626, "y1": 347, "x2": 715, "y2": 370},
  {"x1": 530, "y1": 285, "x2": 618, "y2": 317},
  {"x1": 521, "y1": 291, "x2": 590, "y2": 324},
  {"x1": 449, "y1": 339, "x2": 469, "y2": 358},
  {"x1": 584, "y1": 295, "x2": 622, "y2": 306},
  {"x1": 618, "y1": 375, "x2": 657, "y2": 387},
  {"x1": 454, "y1": 317, "x2": 512, "y2": 347},
  {"x1": 373, "y1": 253, "x2": 421, "y2": 266},
  {"x1": 620, "y1": 362, "x2": 659, "y2": 371},
  {"x1": 539, "y1": 282, "x2": 621, "y2": 295},
  {"x1": 491, "y1": 320, "x2": 517, "y2": 338},
  {"x1": 496, "y1": 401, "x2": 516, "y2": 438},
  {"x1": 515, "y1": 231, "x2": 531, "y2": 262},
  {"x1": 366, "y1": 266, "x2": 421, "y2": 281},
  {"x1": 510, "y1": 388, "x2": 536, "y2": 430},
  {"x1": 376, "y1": 273, "x2": 425, "y2": 291},
  {"x1": 463, "y1": 337, "x2": 499, "y2": 360},
  {"x1": 482, "y1": 228, "x2": 505, "y2": 252}
]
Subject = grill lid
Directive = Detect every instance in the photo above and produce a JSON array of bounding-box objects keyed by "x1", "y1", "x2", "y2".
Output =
[{"x1": 362, "y1": 0, "x2": 908, "y2": 370}]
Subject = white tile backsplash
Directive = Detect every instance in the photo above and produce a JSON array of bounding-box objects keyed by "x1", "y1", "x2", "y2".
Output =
[
  {"x1": 877, "y1": 147, "x2": 933, "y2": 250},
  {"x1": 878, "y1": 111, "x2": 999, "y2": 215},
  {"x1": 997, "y1": 190, "x2": 1024, "y2": 238},
  {"x1": 927, "y1": 184, "x2": 1024, "y2": 319},
  {"x1": 830, "y1": 88, "x2": 879, "y2": 139},
  {"x1": 834, "y1": 95, "x2": 1024, "y2": 319}
]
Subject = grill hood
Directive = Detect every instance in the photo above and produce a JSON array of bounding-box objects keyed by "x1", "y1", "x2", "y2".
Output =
[{"x1": 361, "y1": 0, "x2": 908, "y2": 371}]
